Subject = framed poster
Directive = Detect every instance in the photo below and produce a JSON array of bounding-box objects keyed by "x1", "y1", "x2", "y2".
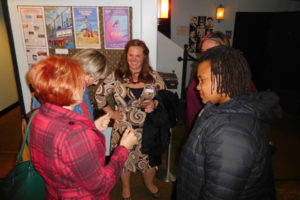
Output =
[
  {"x1": 103, "y1": 7, "x2": 130, "y2": 49},
  {"x1": 188, "y1": 16, "x2": 214, "y2": 53},
  {"x1": 44, "y1": 6, "x2": 74, "y2": 49},
  {"x1": 72, "y1": 7, "x2": 101, "y2": 48}
]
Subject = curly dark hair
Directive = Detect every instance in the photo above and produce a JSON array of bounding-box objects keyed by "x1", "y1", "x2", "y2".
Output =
[
  {"x1": 115, "y1": 39, "x2": 154, "y2": 83},
  {"x1": 199, "y1": 46, "x2": 251, "y2": 98}
]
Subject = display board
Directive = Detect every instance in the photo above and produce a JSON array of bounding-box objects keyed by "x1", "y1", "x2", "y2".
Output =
[
  {"x1": 2, "y1": 0, "x2": 158, "y2": 114},
  {"x1": 18, "y1": 5, "x2": 132, "y2": 75}
]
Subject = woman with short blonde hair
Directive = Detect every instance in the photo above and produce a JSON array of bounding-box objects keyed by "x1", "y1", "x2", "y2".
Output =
[{"x1": 72, "y1": 49, "x2": 108, "y2": 81}]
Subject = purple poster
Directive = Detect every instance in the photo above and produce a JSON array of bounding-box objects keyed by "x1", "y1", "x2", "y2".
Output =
[{"x1": 103, "y1": 7, "x2": 130, "y2": 49}]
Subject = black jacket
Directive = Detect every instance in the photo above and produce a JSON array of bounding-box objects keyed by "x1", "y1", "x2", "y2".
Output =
[
  {"x1": 176, "y1": 91, "x2": 281, "y2": 200},
  {"x1": 142, "y1": 90, "x2": 179, "y2": 167}
]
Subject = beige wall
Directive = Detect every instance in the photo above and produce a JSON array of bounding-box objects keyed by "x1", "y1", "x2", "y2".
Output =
[{"x1": 0, "y1": 2, "x2": 18, "y2": 111}]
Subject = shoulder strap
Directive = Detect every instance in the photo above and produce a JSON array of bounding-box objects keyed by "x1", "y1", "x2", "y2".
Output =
[{"x1": 17, "y1": 110, "x2": 39, "y2": 162}]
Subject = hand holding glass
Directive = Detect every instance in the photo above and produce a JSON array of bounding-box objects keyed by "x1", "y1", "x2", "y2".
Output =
[{"x1": 140, "y1": 95, "x2": 152, "y2": 112}]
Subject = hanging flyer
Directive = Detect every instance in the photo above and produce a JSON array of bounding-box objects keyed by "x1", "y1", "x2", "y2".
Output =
[
  {"x1": 25, "y1": 48, "x2": 48, "y2": 68},
  {"x1": 18, "y1": 6, "x2": 48, "y2": 47},
  {"x1": 73, "y1": 7, "x2": 101, "y2": 48},
  {"x1": 18, "y1": 6, "x2": 48, "y2": 69},
  {"x1": 103, "y1": 7, "x2": 130, "y2": 49}
]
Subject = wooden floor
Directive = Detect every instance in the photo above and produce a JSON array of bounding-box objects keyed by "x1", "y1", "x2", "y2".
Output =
[{"x1": 1, "y1": 105, "x2": 300, "y2": 199}]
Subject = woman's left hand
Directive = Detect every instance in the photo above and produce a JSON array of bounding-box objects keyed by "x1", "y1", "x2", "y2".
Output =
[
  {"x1": 142, "y1": 100, "x2": 157, "y2": 113},
  {"x1": 94, "y1": 113, "x2": 111, "y2": 131}
]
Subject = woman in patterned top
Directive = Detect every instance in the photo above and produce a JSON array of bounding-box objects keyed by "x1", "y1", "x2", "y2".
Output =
[
  {"x1": 28, "y1": 56, "x2": 137, "y2": 200},
  {"x1": 95, "y1": 39, "x2": 166, "y2": 200}
]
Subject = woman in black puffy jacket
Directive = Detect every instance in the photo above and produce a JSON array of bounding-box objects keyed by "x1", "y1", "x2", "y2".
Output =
[{"x1": 176, "y1": 46, "x2": 281, "y2": 200}]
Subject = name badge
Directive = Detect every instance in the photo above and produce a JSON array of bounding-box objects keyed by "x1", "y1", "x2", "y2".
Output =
[{"x1": 145, "y1": 88, "x2": 154, "y2": 93}]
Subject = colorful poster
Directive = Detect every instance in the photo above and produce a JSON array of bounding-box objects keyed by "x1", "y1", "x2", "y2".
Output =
[
  {"x1": 72, "y1": 7, "x2": 101, "y2": 48},
  {"x1": 26, "y1": 48, "x2": 48, "y2": 67},
  {"x1": 18, "y1": 6, "x2": 48, "y2": 47},
  {"x1": 44, "y1": 7, "x2": 74, "y2": 49},
  {"x1": 103, "y1": 7, "x2": 130, "y2": 49},
  {"x1": 188, "y1": 16, "x2": 214, "y2": 53}
]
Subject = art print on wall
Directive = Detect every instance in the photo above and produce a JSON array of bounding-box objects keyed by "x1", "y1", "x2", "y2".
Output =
[
  {"x1": 103, "y1": 7, "x2": 130, "y2": 49},
  {"x1": 44, "y1": 7, "x2": 74, "y2": 49},
  {"x1": 188, "y1": 16, "x2": 214, "y2": 53},
  {"x1": 73, "y1": 7, "x2": 101, "y2": 48}
]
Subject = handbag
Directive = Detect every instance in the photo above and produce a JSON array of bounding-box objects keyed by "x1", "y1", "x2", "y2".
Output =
[{"x1": 0, "y1": 110, "x2": 45, "y2": 200}]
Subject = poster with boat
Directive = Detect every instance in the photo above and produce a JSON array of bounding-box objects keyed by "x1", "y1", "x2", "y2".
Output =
[{"x1": 72, "y1": 7, "x2": 101, "y2": 48}]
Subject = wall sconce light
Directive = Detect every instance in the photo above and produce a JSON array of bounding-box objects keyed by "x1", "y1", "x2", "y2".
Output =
[
  {"x1": 158, "y1": 0, "x2": 169, "y2": 19},
  {"x1": 216, "y1": 4, "x2": 224, "y2": 23}
]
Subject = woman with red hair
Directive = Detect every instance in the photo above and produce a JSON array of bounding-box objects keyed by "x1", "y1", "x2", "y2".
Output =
[{"x1": 27, "y1": 56, "x2": 137, "y2": 200}]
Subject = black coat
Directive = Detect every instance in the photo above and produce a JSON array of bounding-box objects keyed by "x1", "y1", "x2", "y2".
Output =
[
  {"x1": 176, "y1": 91, "x2": 281, "y2": 200},
  {"x1": 142, "y1": 90, "x2": 179, "y2": 167}
]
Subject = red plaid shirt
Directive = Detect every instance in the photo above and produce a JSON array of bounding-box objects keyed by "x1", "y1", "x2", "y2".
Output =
[{"x1": 30, "y1": 103, "x2": 128, "y2": 200}]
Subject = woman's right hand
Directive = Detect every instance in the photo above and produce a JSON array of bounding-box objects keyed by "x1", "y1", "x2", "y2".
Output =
[{"x1": 120, "y1": 127, "x2": 138, "y2": 151}]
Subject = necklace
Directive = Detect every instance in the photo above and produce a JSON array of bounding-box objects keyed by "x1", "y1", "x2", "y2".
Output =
[
  {"x1": 131, "y1": 80, "x2": 140, "y2": 84},
  {"x1": 131, "y1": 72, "x2": 140, "y2": 84}
]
